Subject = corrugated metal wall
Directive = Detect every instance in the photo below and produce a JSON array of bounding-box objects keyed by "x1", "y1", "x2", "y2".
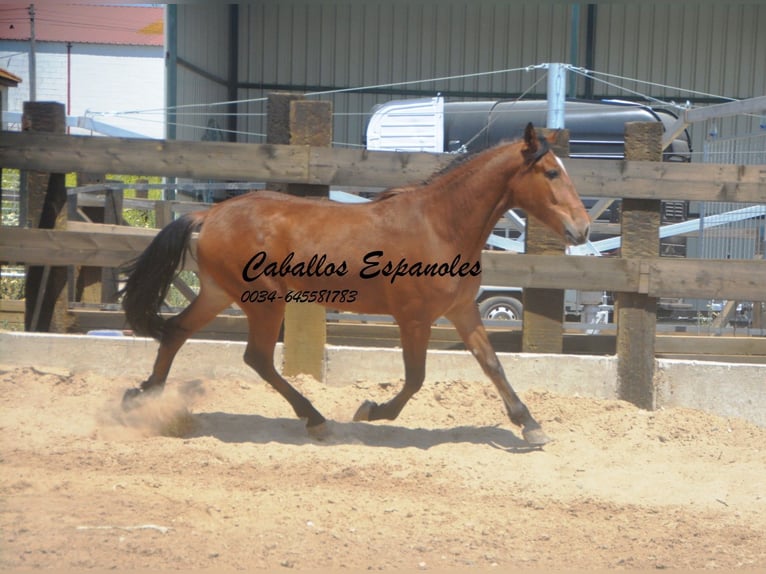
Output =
[
  {"x1": 173, "y1": 2, "x2": 766, "y2": 151},
  {"x1": 174, "y1": 5, "x2": 232, "y2": 142},
  {"x1": 592, "y1": 4, "x2": 765, "y2": 101},
  {"x1": 239, "y1": 2, "x2": 571, "y2": 94},
  {"x1": 234, "y1": 2, "x2": 574, "y2": 147},
  {"x1": 591, "y1": 4, "x2": 766, "y2": 157}
]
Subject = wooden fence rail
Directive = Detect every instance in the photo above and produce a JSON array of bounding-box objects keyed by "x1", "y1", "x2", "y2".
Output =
[
  {"x1": 2, "y1": 226, "x2": 764, "y2": 302},
  {"x1": 2, "y1": 131, "x2": 766, "y2": 202}
]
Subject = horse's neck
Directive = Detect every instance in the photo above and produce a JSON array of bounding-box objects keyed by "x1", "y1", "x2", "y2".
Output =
[{"x1": 422, "y1": 152, "x2": 517, "y2": 253}]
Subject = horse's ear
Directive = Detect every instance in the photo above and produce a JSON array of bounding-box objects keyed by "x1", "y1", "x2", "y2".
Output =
[{"x1": 523, "y1": 122, "x2": 539, "y2": 163}]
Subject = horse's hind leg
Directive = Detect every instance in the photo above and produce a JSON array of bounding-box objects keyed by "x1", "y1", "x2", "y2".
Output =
[
  {"x1": 241, "y1": 304, "x2": 328, "y2": 436},
  {"x1": 446, "y1": 304, "x2": 552, "y2": 446},
  {"x1": 353, "y1": 319, "x2": 431, "y2": 422},
  {"x1": 123, "y1": 278, "x2": 233, "y2": 406}
]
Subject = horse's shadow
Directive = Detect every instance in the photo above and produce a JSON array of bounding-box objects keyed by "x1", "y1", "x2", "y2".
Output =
[{"x1": 187, "y1": 411, "x2": 539, "y2": 453}]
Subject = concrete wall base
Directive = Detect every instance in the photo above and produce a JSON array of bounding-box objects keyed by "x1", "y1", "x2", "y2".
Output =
[{"x1": 1, "y1": 331, "x2": 763, "y2": 426}]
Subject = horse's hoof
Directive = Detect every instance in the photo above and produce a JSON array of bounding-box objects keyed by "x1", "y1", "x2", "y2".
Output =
[
  {"x1": 307, "y1": 421, "x2": 331, "y2": 441},
  {"x1": 353, "y1": 400, "x2": 376, "y2": 422},
  {"x1": 522, "y1": 426, "x2": 553, "y2": 447},
  {"x1": 121, "y1": 387, "x2": 144, "y2": 410}
]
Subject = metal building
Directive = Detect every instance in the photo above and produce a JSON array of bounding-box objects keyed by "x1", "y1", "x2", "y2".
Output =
[{"x1": 168, "y1": 2, "x2": 766, "y2": 157}]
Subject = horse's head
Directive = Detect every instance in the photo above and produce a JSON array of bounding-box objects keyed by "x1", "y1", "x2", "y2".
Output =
[{"x1": 510, "y1": 123, "x2": 591, "y2": 245}]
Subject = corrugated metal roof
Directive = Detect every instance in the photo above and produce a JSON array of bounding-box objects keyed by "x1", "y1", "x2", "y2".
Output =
[{"x1": 0, "y1": 4, "x2": 163, "y2": 46}]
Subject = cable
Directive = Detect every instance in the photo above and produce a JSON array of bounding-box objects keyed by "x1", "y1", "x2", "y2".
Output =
[
  {"x1": 303, "y1": 65, "x2": 540, "y2": 98},
  {"x1": 577, "y1": 67, "x2": 738, "y2": 103},
  {"x1": 566, "y1": 66, "x2": 687, "y2": 109},
  {"x1": 458, "y1": 72, "x2": 549, "y2": 152},
  {"x1": 64, "y1": 62, "x2": 761, "y2": 146},
  {"x1": 569, "y1": 66, "x2": 766, "y2": 125},
  {"x1": 110, "y1": 66, "x2": 545, "y2": 116}
]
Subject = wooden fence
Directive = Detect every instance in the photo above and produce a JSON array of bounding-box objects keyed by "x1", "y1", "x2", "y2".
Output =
[{"x1": 1, "y1": 127, "x2": 765, "y2": 408}]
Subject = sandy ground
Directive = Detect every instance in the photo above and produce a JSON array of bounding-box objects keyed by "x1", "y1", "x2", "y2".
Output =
[{"x1": 1, "y1": 363, "x2": 765, "y2": 571}]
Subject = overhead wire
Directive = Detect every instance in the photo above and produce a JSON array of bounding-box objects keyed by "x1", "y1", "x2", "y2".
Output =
[
  {"x1": 86, "y1": 65, "x2": 552, "y2": 142},
  {"x1": 303, "y1": 65, "x2": 541, "y2": 98},
  {"x1": 71, "y1": 63, "x2": 754, "y2": 145},
  {"x1": 575, "y1": 67, "x2": 738, "y2": 104}
]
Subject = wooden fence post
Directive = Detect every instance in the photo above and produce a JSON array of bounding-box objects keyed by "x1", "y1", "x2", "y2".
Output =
[
  {"x1": 100, "y1": 188, "x2": 124, "y2": 302},
  {"x1": 616, "y1": 122, "x2": 663, "y2": 409},
  {"x1": 266, "y1": 92, "x2": 302, "y2": 192},
  {"x1": 267, "y1": 93, "x2": 331, "y2": 381},
  {"x1": 71, "y1": 173, "x2": 113, "y2": 307},
  {"x1": 21, "y1": 101, "x2": 73, "y2": 332},
  {"x1": 521, "y1": 129, "x2": 570, "y2": 353}
]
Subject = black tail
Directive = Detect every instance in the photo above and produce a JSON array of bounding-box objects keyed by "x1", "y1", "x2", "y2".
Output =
[{"x1": 119, "y1": 213, "x2": 204, "y2": 340}]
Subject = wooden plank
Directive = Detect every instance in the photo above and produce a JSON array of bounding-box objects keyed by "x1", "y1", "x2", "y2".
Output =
[
  {"x1": 647, "y1": 259, "x2": 765, "y2": 300},
  {"x1": 655, "y1": 334, "x2": 766, "y2": 358},
  {"x1": 565, "y1": 160, "x2": 766, "y2": 203},
  {"x1": 0, "y1": 227, "x2": 200, "y2": 271},
  {"x1": 2, "y1": 131, "x2": 765, "y2": 202},
  {"x1": 171, "y1": 277, "x2": 198, "y2": 303},
  {"x1": 76, "y1": 194, "x2": 207, "y2": 214},
  {"x1": 3, "y1": 228, "x2": 765, "y2": 300},
  {"x1": 481, "y1": 252, "x2": 640, "y2": 292},
  {"x1": 70, "y1": 308, "x2": 248, "y2": 339},
  {"x1": 0, "y1": 131, "x2": 446, "y2": 190},
  {"x1": 311, "y1": 146, "x2": 447, "y2": 188},
  {"x1": 1, "y1": 227, "x2": 154, "y2": 270},
  {"x1": 8, "y1": 305, "x2": 763, "y2": 360},
  {"x1": 654, "y1": 354, "x2": 766, "y2": 364},
  {"x1": 66, "y1": 221, "x2": 160, "y2": 236},
  {"x1": 0, "y1": 299, "x2": 25, "y2": 330}
]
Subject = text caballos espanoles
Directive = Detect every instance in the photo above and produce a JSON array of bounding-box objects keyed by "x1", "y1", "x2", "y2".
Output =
[{"x1": 241, "y1": 250, "x2": 481, "y2": 285}]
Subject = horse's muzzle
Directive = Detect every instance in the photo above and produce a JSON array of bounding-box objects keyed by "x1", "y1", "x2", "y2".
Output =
[{"x1": 564, "y1": 222, "x2": 590, "y2": 246}]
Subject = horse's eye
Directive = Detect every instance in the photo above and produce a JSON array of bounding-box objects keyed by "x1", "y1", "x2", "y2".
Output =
[{"x1": 544, "y1": 169, "x2": 559, "y2": 180}]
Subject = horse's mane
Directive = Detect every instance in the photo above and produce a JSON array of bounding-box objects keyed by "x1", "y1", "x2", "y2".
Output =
[
  {"x1": 371, "y1": 134, "x2": 550, "y2": 203},
  {"x1": 372, "y1": 185, "x2": 418, "y2": 202},
  {"x1": 372, "y1": 147, "x2": 494, "y2": 203}
]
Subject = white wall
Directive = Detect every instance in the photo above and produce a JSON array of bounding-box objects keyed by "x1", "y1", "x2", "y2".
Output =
[{"x1": 0, "y1": 41, "x2": 164, "y2": 138}]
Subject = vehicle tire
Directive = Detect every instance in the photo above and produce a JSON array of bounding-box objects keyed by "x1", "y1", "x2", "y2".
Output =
[{"x1": 478, "y1": 296, "x2": 524, "y2": 321}]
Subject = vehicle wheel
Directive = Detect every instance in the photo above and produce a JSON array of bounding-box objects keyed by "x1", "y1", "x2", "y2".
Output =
[{"x1": 478, "y1": 296, "x2": 524, "y2": 321}]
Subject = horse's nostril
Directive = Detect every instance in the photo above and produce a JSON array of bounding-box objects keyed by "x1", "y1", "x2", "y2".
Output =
[{"x1": 566, "y1": 223, "x2": 590, "y2": 245}]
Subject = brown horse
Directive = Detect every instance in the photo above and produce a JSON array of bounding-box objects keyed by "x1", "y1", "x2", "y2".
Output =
[{"x1": 120, "y1": 123, "x2": 590, "y2": 446}]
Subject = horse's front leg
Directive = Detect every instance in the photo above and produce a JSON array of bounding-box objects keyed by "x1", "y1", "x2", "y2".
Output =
[
  {"x1": 446, "y1": 303, "x2": 552, "y2": 446},
  {"x1": 353, "y1": 319, "x2": 431, "y2": 422}
]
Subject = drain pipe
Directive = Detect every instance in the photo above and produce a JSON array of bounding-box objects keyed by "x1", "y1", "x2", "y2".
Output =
[
  {"x1": 28, "y1": 3, "x2": 36, "y2": 101},
  {"x1": 66, "y1": 42, "x2": 72, "y2": 133}
]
